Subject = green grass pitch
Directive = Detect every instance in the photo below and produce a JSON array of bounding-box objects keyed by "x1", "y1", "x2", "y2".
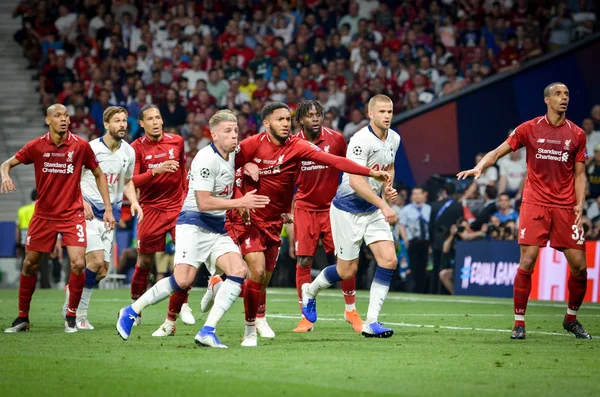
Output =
[{"x1": 1, "y1": 288, "x2": 599, "y2": 397}]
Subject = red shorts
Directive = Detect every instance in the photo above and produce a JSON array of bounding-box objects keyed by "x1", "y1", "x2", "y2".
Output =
[
  {"x1": 136, "y1": 207, "x2": 178, "y2": 254},
  {"x1": 226, "y1": 214, "x2": 282, "y2": 272},
  {"x1": 26, "y1": 215, "x2": 87, "y2": 253},
  {"x1": 293, "y1": 207, "x2": 334, "y2": 256},
  {"x1": 518, "y1": 202, "x2": 585, "y2": 251}
]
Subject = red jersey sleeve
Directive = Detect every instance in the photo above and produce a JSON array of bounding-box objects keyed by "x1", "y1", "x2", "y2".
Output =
[
  {"x1": 506, "y1": 121, "x2": 532, "y2": 152},
  {"x1": 179, "y1": 137, "x2": 188, "y2": 193},
  {"x1": 15, "y1": 139, "x2": 37, "y2": 165},
  {"x1": 295, "y1": 140, "x2": 370, "y2": 176},
  {"x1": 335, "y1": 134, "x2": 348, "y2": 157},
  {"x1": 234, "y1": 138, "x2": 257, "y2": 169},
  {"x1": 82, "y1": 141, "x2": 99, "y2": 170},
  {"x1": 131, "y1": 141, "x2": 153, "y2": 187},
  {"x1": 575, "y1": 127, "x2": 588, "y2": 163}
]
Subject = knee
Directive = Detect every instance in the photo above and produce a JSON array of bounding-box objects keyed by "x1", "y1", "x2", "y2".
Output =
[
  {"x1": 70, "y1": 258, "x2": 85, "y2": 273},
  {"x1": 380, "y1": 255, "x2": 398, "y2": 270},
  {"x1": 138, "y1": 256, "x2": 153, "y2": 269},
  {"x1": 174, "y1": 275, "x2": 193, "y2": 290},
  {"x1": 96, "y1": 266, "x2": 108, "y2": 281},
  {"x1": 249, "y1": 267, "x2": 266, "y2": 284},
  {"x1": 22, "y1": 258, "x2": 38, "y2": 275},
  {"x1": 229, "y1": 264, "x2": 248, "y2": 279},
  {"x1": 520, "y1": 255, "x2": 537, "y2": 271},
  {"x1": 298, "y1": 256, "x2": 313, "y2": 268},
  {"x1": 439, "y1": 269, "x2": 452, "y2": 281}
]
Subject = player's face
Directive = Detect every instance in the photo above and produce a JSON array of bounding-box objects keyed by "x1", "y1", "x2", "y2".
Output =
[
  {"x1": 106, "y1": 111, "x2": 128, "y2": 141},
  {"x1": 265, "y1": 108, "x2": 292, "y2": 143},
  {"x1": 300, "y1": 105, "x2": 323, "y2": 136},
  {"x1": 544, "y1": 84, "x2": 569, "y2": 114},
  {"x1": 212, "y1": 120, "x2": 239, "y2": 153},
  {"x1": 369, "y1": 100, "x2": 393, "y2": 131},
  {"x1": 140, "y1": 107, "x2": 163, "y2": 139},
  {"x1": 46, "y1": 107, "x2": 70, "y2": 134}
]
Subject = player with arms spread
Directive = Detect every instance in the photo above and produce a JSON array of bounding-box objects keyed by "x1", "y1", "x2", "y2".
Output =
[
  {"x1": 230, "y1": 102, "x2": 391, "y2": 347},
  {"x1": 129, "y1": 104, "x2": 194, "y2": 331},
  {"x1": 292, "y1": 100, "x2": 363, "y2": 333},
  {"x1": 458, "y1": 82, "x2": 592, "y2": 340},
  {"x1": 62, "y1": 106, "x2": 142, "y2": 330},
  {"x1": 2, "y1": 103, "x2": 115, "y2": 333},
  {"x1": 117, "y1": 110, "x2": 269, "y2": 347},
  {"x1": 301, "y1": 95, "x2": 400, "y2": 338}
]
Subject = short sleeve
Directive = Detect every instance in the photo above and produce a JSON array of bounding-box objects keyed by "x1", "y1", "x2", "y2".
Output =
[
  {"x1": 506, "y1": 121, "x2": 531, "y2": 152},
  {"x1": 15, "y1": 140, "x2": 37, "y2": 165},
  {"x1": 125, "y1": 148, "x2": 135, "y2": 179},
  {"x1": 575, "y1": 129, "x2": 588, "y2": 163},
  {"x1": 498, "y1": 159, "x2": 508, "y2": 177},
  {"x1": 346, "y1": 135, "x2": 369, "y2": 167},
  {"x1": 82, "y1": 142, "x2": 99, "y2": 170},
  {"x1": 189, "y1": 156, "x2": 215, "y2": 192}
]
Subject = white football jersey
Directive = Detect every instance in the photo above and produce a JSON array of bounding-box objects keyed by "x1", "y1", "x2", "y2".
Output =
[
  {"x1": 81, "y1": 137, "x2": 135, "y2": 221},
  {"x1": 178, "y1": 143, "x2": 235, "y2": 234},
  {"x1": 332, "y1": 125, "x2": 400, "y2": 213}
]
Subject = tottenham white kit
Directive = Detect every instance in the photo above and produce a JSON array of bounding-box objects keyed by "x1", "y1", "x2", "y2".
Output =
[
  {"x1": 81, "y1": 138, "x2": 135, "y2": 262},
  {"x1": 330, "y1": 125, "x2": 400, "y2": 260},
  {"x1": 174, "y1": 143, "x2": 240, "y2": 274}
]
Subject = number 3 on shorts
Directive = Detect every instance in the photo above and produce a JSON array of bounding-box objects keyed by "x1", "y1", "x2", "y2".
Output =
[
  {"x1": 76, "y1": 224, "x2": 85, "y2": 243},
  {"x1": 571, "y1": 225, "x2": 585, "y2": 245}
]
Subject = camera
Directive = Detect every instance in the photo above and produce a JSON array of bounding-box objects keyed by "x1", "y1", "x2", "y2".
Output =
[{"x1": 457, "y1": 225, "x2": 466, "y2": 233}]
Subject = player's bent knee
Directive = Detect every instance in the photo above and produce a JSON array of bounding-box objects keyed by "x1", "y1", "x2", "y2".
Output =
[
  {"x1": 520, "y1": 256, "x2": 536, "y2": 271},
  {"x1": 380, "y1": 256, "x2": 398, "y2": 270},
  {"x1": 22, "y1": 258, "x2": 38, "y2": 275},
  {"x1": 298, "y1": 256, "x2": 313, "y2": 268}
]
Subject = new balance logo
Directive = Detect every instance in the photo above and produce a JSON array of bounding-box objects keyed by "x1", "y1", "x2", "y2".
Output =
[
  {"x1": 537, "y1": 138, "x2": 545, "y2": 143},
  {"x1": 145, "y1": 155, "x2": 152, "y2": 160}
]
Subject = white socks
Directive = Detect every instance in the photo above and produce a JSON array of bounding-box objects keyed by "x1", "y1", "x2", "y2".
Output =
[
  {"x1": 131, "y1": 276, "x2": 178, "y2": 314},
  {"x1": 204, "y1": 279, "x2": 242, "y2": 328},
  {"x1": 308, "y1": 270, "x2": 333, "y2": 298},
  {"x1": 366, "y1": 281, "x2": 390, "y2": 324},
  {"x1": 77, "y1": 287, "x2": 93, "y2": 318}
]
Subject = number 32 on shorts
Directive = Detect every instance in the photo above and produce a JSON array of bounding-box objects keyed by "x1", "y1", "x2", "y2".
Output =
[
  {"x1": 76, "y1": 224, "x2": 85, "y2": 243},
  {"x1": 571, "y1": 225, "x2": 585, "y2": 245}
]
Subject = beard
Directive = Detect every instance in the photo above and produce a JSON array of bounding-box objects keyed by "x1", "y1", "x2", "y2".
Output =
[{"x1": 269, "y1": 126, "x2": 288, "y2": 143}]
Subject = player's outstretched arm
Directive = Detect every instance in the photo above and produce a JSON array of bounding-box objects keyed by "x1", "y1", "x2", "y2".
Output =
[
  {"x1": 1, "y1": 156, "x2": 21, "y2": 193},
  {"x1": 124, "y1": 179, "x2": 143, "y2": 222},
  {"x1": 91, "y1": 166, "x2": 115, "y2": 231},
  {"x1": 195, "y1": 189, "x2": 269, "y2": 212},
  {"x1": 349, "y1": 174, "x2": 397, "y2": 224},
  {"x1": 457, "y1": 141, "x2": 512, "y2": 181}
]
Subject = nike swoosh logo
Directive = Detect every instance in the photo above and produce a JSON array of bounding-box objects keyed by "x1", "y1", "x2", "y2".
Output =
[{"x1": 373, "y1": 149, "x2": 381, "y2": 153}]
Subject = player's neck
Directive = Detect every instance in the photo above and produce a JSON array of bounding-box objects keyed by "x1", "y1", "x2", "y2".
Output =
[
  {"x1": 49, "y1": 130, "x2": 68, "y2": 145},
  {"x1": 102, "y1": 134, "x2": 121, "y2": 152},
  {"x1": 145, "y1": 132, "x2": 163, "y2": 142},
  {"x1": 546, "y1": 111, "x2": 566, "y2": 126},
  {"x1": 214, "y1": 144, "x2": 230, "y2": 160},
  {"x1": 369, "y1": 122, "x2": 387, "y2": 140},
  {"x1": 266, "y1": 131, "x2": 284, "y2": 146},
  {"x1": 303, "y1": 127, "x2": 322, "y2": 143}
]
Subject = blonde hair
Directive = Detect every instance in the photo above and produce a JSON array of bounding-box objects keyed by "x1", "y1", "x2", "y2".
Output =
[
  {"x1": 209, "y1": 109, "x2": 237, "y2": 130},
  {"x1": 368, "y1": 94, "x2": 393, "y2": 111},
  {"x1": 103, "y1": 106, "x2": 128, "y2": 123}
]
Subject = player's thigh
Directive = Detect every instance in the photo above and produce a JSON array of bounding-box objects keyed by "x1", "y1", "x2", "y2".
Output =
[
  {"x1": 518, "y1": 202, "x2": 551, "y2": 247},
  {"x1": 172, "y1": 263, "x2": 198, "y2": 289},
  {"x1": 369, "y1": 240, "x2": 398, "y2": 269},
  {"x1": 364, "y1": 210, "x2": 397, "y2": 269},
  {"x1": 85, "y1": 218, "x2": 112, "y2": 269},
  {"x1": 330, "y1": 205, "x2": 365, "y2": 261},
  {"x1": 294, "y1": 208, "x2": 319, "y2": 257},
  {"x1": 265, "y1": 242, "x2": 281, "y2": 273},
  {"x1": 25, "y1": 216, "x2": 60, "y2": 253},
  {"x1": 136, "y1": 208, "x2": 173, "y2": 254},
  {"x1": 337, "y1": 257, "x2": 359, "y2": 279},
  {"x1": 66, "y1": 245, "x2": 86, "y2": 271},
  {"x1": 173, "y1": 224, "x2": 210, "y2": 270},
  {"x1": 59, "y1": 218, "x2": 87, "y2": 249},
  {"x1": 549, "y1": 207, "x2": 586, "y2": 252},
  {"x1": 212, "y1": 236, "x2": 247, "y2": 278},
  {"x1": 318, "y1": 210, "x2": 335, "y2": 255}
]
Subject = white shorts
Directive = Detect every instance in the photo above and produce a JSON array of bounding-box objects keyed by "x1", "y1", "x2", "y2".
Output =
[
  {"x1": 173, "y1": 224, "x2": 240, "y2": 276},
  {"x1": 86, "y1": 218, "x2": 115, "y2": 262},
  {"x1": 330, "y1": 204, "x2": 394, "y2": 261}
]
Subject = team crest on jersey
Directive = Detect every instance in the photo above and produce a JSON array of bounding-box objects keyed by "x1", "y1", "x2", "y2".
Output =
[
  {"x1": 564, "y1": 140, "x2": 571, "y2": 150},
  {"x1": 245, "y1": 238, "x2": 251, "y2": 248},
  {"x1": 520, "y1": 228, "x2": 526, "y2": 239},
  {"x1": 67, "y1": 151, "x2": 74, "y2": 162},
  {"x1": 277, "y1": 154, "x2": 285, "y2": 164},
  {"x1": 324, "y1": 145, "x2": 330, "y2": 153},
  {"x1": 169, "y1": 148, "x2": 175, "y2": 159},
  {"x1": 352, "y1": 146, "x2": 362, "y2": 156}
]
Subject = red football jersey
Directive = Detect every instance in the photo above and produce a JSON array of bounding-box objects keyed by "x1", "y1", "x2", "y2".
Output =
[
  {"x1": 506, "y1": 115, "x2": 588, "y2": 208},
  {"x1": 295, "y1": 127, "x2": 347, "y2": 211},
  {"x1": 15, "y1": 131, "x2": 99, "y2": 221},
  {"x1": 233, "y1": 132, "x2": 370, "y2": 223},
  {"x1": 131, "y1": 133, "x2": 187, "y2": 211}
]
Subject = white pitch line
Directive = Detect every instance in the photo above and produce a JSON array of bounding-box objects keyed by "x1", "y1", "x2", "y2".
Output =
[{"x1": 267, "y1": 314, "x2": 580, "y2": 337}]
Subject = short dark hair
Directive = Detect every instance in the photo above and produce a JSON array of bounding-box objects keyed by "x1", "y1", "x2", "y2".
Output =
[
  {"x1": 485, "y1": 185, "x2": 498, "y2": 200},
  {"x1": 443, "y1": 183, "x2": 455, "y2": 196},
  {"x1": 261, "y1": 102, "x2": 290, "y2": 120},
  {"x1": 139, "y1": 104, "x2": 160, "y2": 120},
  {"x1": 498, "y1": 192, "x2": 511, "y2": 200},
  {"x1": 295, "y1": 100, "x2": 324, "y2": 122},
  {"x1": 412, "y1": 185, "x2": 426, "y2": 193},
  {"x1": 30, "y1": 189, "x2": 38, "y2": 201},
  {"x1": 544, "y1": 82, "x2": 567, "y2": 97}
]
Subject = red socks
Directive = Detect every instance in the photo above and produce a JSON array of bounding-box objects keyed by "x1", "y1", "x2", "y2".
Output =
[
  {"x1": 18, "y1": 274, "x2": 37, "y2": 318},
  {"x1": 257, "y1": 288, "x2": 267, "y2": 318},
  {"x1": 66, "y1": 272, "x2": 85, "y2": 316},
  {"x1": 566, "y1": 271, "x2": 587, "y2": 323},
  {"x1": 167, "y1": 288, "x2": 189, "y2": 321},
  {"x1": 131, "y1": 265, "x2": 150, "y2": 300},
  {"x1": 244, "y1": 279, "x2": 262, "y2": 323},
  {"x1": 341, "y1": 276, "x2": 357, "y2": 307},
  {"x1": 513, "y1": 267, "x2": 533, "y2": 327},
  {"x1": 295, "y1": 265, "x2": 312, "y2": 308}
]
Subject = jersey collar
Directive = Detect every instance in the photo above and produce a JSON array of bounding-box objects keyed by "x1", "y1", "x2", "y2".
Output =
[
  {"x1": 210, "y1": 142, "x2": 224, "y2": 159},
  {"x1": 45, "y1": 131, "x2": 75, "y2": 146},
  {"x1": 299, "y1": 128, "x2": 325, "y2": 144},
  {"x1": 543, "y1": 114, "x2": 570, "y2": 129},
  {"x1": 368, "y1": 124, "x2": 388, "y2": 141}
]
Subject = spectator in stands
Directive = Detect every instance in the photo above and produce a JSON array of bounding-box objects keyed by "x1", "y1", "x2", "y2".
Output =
[
  {"x1": 471, "y1": 186, "x2": 498, "y2": 231},
  {"x1": 342, "y1": 108, "x2": 369, "y2": 140},
  {"x1": 546, "y1": 3, "x2": 575, "y2": 51},
  {"x1": 159, "y1": 88, "x2": 187, "y2": 129},
  {"x1": 90, "y1": 89, "x2": 113, "y2": 133},
  {"x1": 591, "y1": 105, "x2": 600, "y2": 130},
  {"x1": 492, "y1": 192, "x2": 519, "y2": 224},
  {"x1": 498, "y1": 145, "x2": 526, "y2": 198},
  {"x1": 586, "y1": 144, "x2": 600, "y2": 220},
  {"x1": 461, "y1": 153, "x2": 498, "y2": 200}
]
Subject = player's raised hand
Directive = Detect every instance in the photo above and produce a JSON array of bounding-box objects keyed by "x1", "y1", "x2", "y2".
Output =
[
  {"x1": 574, "y1": 205, "x2": 583, "y2": 229},
  {"x1": 104, "y1": 208, "x2": 116, "y2": 232},
  {"x1": 243, "y1": 163, "x2": 260, "y2": 182},
  {"x1": 241, "y1": 189, "x2": 270, "y2": 209},
  {"x1": 381, "y1": 204, "x2": 398, "y2": 225},
  {"x1": 456, "y1": 167, "x2": 482, "y2": 180},
  {"x1": 1, "y1": 177, "x2": 16, "y2": 193},
  {"x1": 153, "y1": 160, "x2": 179, "y2": 175},
  {"x1": 369, "y1": 170, "x2": 392, "y2": 183},
  {"x1": 131, "y1": 201, "x2": 144, "y2": 223},
  {"x1": 384, "y1": 185, "x2": 398, "y2": 202},
  {"x1": 83, "y1": 200, "x2": 94, "y2": 221},
  {"x1": 281, "y1": 213, "x2": 294, "y2": 224}
]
